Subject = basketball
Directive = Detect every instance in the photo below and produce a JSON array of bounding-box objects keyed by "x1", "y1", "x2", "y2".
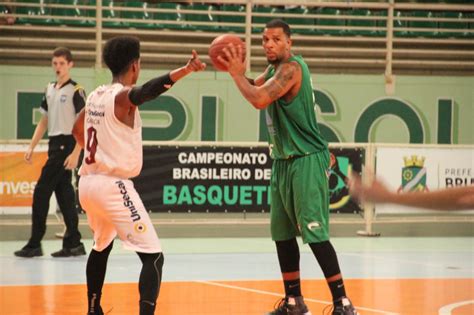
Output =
[{"x1": 208, "y1": 34, "x2": 246, "y2": 71}]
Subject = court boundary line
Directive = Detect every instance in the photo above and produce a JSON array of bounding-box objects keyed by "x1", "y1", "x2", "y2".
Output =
[
  {"x1": 195, "y1": 280, "x2": 400, "y2": 315},
  {"x1": 438, "y1": 300, "x2": 474, "y2": 315}
]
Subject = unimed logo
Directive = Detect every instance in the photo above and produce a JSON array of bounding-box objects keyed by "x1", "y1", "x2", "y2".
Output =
[{"x1": 0, "y1": 181, "x2": 36, "y2": 195}]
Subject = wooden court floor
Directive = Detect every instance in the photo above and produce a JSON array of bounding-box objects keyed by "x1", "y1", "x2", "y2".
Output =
[{"x1": 1, "y1": 278, "x2": 473, "y2": 315}]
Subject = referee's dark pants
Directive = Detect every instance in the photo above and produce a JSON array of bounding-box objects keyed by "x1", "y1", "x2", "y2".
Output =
[{"x1": 26, "y1": 135, "x2": 82, "y2": 249}]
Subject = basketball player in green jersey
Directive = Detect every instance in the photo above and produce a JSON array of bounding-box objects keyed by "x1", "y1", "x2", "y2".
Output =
[{"x1": 218, "y1": 19, "x2": 358, "y2": 315}]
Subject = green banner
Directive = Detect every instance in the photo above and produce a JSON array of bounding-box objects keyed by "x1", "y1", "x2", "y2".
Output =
[
  {"x1": 16, "y1": 92, "x2": 44, "y2": 139},
  {"x1": 1, "y1": 66, "x2": 472, "y2": 144}
]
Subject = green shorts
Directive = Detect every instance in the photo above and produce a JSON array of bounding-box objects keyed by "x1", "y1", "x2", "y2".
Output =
[{"x1": 270, "y1": 150, "x2": 330, "y2": 244}]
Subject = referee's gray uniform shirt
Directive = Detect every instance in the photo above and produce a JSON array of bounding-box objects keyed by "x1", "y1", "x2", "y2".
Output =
[{"x1": 39, "y1": 79, "x2": 86, "y2": 136}]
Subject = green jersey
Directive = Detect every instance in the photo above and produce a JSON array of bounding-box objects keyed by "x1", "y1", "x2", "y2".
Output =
[{"x1": 264, "y1": 55, "x2": 328, "y2": 160}]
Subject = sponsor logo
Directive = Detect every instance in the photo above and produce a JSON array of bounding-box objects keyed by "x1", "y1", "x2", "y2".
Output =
[
  {"x1": 87, "y1": 109, "x2": 105, "y2": 117},
  {"x1": 398, "y1": 155, "x2": 429, "y2": 192},
  {"x1": 60, "y1": 94, "x2": 67, "y2": 103},
  {"x1": 0, "y1": 181, "x2": 36, "y2": 195},
  {"x1": 444, "y1": 168, "x2": 473, "y2": 187},
  {"x1": 134, "y1": 222, "x2": 147, "y2": 233},
  {"x1": 116, "y1": 180, "x2": 141, "y2": 222},
  {"x1": 126, "y1": 233, "x2": 140, "y2": 246},
  {"x1": 328, "y1": 153, "x2": 351, "y2": 209},
  {"x1": 307, "y1": 221, "x2": 322, "y2": 230}
]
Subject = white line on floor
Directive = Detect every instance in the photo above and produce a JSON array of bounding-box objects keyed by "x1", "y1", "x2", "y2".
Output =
[
  {"x1": 438, "y1": 300, "x2": 474, "y2": 315},
  {"x1": 195, "y1": 280, "x2": 400, "y2": 315}
]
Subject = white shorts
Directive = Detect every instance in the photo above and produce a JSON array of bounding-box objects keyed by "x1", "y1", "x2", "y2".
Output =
[{"x1": 79, "y1": 174, "x2": 162, "y2": 253}]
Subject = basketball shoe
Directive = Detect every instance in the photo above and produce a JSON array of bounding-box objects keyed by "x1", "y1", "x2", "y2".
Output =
[
  {"x1": 267, "y1": 296, "x2": 312, "y2": 315},
  {"x1": 331, "y1": 297, "x2": 358, "y2": 315}
]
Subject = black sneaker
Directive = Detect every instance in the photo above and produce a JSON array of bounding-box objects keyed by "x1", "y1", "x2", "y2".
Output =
[
  {"x1": 51, "y1": 243, "x2": 87, "y2": 257},
  {"x1": 87, "y1": 306, "x2": 113, "y2": 315},
  {"x1": 14, "y1": 246, "x2": 43, "y2": 258},
  {"x1": 267, "y1": 296, "x2": 312, "y2": 315},
  {"x1": 87, "y1": 306, "x2": 103, "y2": 315},
  {"x1": 332, "y1": 297, "x2": 358, "y2": 315}
]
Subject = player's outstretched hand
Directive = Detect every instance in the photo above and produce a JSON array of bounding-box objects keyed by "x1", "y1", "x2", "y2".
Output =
[
  {"x1": 347, "y1": 173, "x2": 393, "y2": 204},
  {"x1": 186, "y1": 50, "x2": 206, "y2": 72}
]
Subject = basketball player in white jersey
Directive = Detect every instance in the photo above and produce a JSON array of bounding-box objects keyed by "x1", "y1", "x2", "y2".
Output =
[{"x1": 72, "y1": 36, "x2": 206, "y2": 315}]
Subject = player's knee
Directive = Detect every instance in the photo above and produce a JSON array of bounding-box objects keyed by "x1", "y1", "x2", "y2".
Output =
[
  {"x1": 156, "y1": 252, "x2": 164, "y2": 267},
  {"x1": 32, "y1": 189, "x2": 54, "y2": 207},
  {"x1": 158, "y1": 253, "x2": 165, "y2": 270},
  {"x1": 138, "y1": 252, "x2": 164, "y2": 271},
  {"x1": 151, "y1": 252, "x2": 164, "y2": 272},
  {"x1": 103, "y1": 241, "x2": 114, "y2": 254},
  {"x1": 90, "y1": 241, "x2": 113, "y2": 259}
]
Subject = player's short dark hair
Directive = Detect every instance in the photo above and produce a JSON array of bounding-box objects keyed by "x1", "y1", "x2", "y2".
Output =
[
  {"x1": 266, "y1": 19, "x2": 291, "y2": 38},
  {"x1": 53, "y1": 47, "x2": 73, "y2": 62},
  {"x1": 103, "y1": 36, "x2": 140, "y2": 76}
]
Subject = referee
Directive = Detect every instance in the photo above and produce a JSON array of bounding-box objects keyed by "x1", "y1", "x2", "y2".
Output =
[{"x1": 15, "y1": 47, "x2": 87, "y2": 258}]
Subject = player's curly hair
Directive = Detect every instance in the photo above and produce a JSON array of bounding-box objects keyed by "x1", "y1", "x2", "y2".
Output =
[{"x1": 103, "y1": 36, "x2": 140, "y2": 76}]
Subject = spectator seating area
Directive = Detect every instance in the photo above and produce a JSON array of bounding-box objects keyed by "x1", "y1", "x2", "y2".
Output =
[
  {"x1": 0, "y1": 0, "x2": 473, "y2": 75},
  {"x1": 6, "y1": 1, "x2": 474, "y2": 38}
]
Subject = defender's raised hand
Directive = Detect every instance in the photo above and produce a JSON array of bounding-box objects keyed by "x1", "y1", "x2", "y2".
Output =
[{"x1": 186, "y1": 50, "x2": 206, "y2": 72}]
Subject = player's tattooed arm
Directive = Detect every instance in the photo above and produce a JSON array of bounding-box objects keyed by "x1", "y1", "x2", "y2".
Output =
[
  {"x1": 262, "y1": 63, "x2": 298, "y2": 101},
  {"x1": 230, "y1": 61, "x2": 300, "y2": 109}
]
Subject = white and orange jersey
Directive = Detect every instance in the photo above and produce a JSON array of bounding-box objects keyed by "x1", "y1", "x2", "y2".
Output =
[{"x1": 79, "y1": 83, "x2": 143, "y2": 179}]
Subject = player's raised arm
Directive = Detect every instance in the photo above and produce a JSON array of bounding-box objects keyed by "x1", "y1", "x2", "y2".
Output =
[
  {"x1": 114, "y1": 50, "x2": 206, "y2": 123},
  {"x1": 126, "y1": 50, "x2": 206, "y2": 108},
  {"x1": 219, "y1": 44, "x2": 300, "y2": 109},
  {"x1": 259, "y1": 62, "x2": 300, "y2": 105},
  {"x1": 170, "y1": 49, "x2": 207, "y2": 81}
]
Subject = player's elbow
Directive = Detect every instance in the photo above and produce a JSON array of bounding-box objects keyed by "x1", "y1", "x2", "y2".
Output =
[
  {"x1": 72, "y1": 131, "x2": 84, "y2": 149},
  {"x1": 251, "y1": 99, "x2": 270, "y2": 110},
  {"x1": 72, "y1": 123, "x2": 79, "y2": 139},
  {"x1": 72, "y1": 123, "x2": 84, "y2": 148},
  {"x1": 251, "y1": 92, "x2": 274, "y2": 109},
  {"x1": 71, "y1": 125, "x2": 78, "y2": 138}
]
